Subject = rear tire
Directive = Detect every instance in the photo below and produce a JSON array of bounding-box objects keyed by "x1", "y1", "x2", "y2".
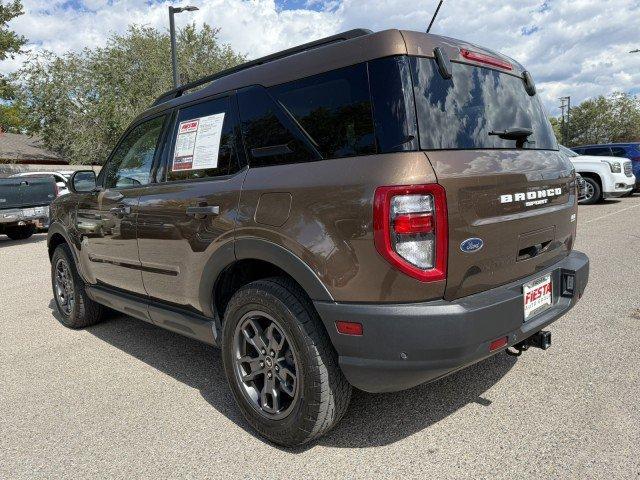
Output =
[
  {"x1": 222, "y1": 277, "x2": 352, "y2": 446},
  {"x1": 51, "y1": 244, "x2": 104, "y2": 329},
  {"x1": 580, "y1": 177, "x2": 602, "y2": 205},
  {"x1": 5, "y1": 224, "x2": 35, "y2": 240}
]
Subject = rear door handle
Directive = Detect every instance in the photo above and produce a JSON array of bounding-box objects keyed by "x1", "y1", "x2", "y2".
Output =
[{"x1": 186, "y1": 205, "x2": 220, "y2": 217}]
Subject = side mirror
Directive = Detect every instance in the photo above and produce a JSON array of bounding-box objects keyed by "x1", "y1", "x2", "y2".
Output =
[{"x1": 70, "y1": 170, "x2": 97, "y2": 193}]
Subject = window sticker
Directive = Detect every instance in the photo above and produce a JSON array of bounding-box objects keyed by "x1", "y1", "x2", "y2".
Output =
[{"x1": 172, "y1": 113, "x2": 226, "y2": 171}]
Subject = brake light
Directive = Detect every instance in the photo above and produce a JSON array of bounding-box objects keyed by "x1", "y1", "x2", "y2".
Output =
[
  {"x1": 460, "y1": 48, "x2": 512, "y2": 71},
  {"x1": 374, "y1": 184, "x2": 448, "y2": 282}
]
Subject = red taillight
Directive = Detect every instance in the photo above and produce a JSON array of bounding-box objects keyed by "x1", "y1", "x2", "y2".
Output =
[
  {"x1": 373, "y1": 184, "x2": 448, "y2": 282},
  {"x1": 335, "y1": 321, "x2": 363, "y2": 336},
  {"x1": 460, "y1": 48, "x2": 512, "y2": 71},
  {"x1": 490, "y1": 336, "x2": 508, "y2": 352},
  {"x1": 393, "y1": 213, "x2": 434, "y2": 235}
]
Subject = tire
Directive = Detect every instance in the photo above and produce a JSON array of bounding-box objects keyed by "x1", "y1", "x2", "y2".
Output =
[
  {"x1": 5, "y1": 224, "x2": 35, "y2": 240},
  {"x1": 51, "y1": 243, "x2": 104, "y2": 329},
  {"x1": 580, "y1": 177, "x2": 602, "y2": 205},
  {"x1": 222, "y1": 277, "x2": 352, "y2": 446}
]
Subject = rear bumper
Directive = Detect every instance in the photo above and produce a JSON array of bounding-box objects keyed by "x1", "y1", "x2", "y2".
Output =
[
  {"x1": 314, "y1": 251, "x2": 589, "y2": 393},
  {"x1": 0, "y1": 207, "x2": 49, "y2": 225}
]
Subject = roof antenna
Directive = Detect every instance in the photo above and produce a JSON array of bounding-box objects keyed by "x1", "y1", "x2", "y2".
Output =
[{"x1": 427, "y1": 0, "x2": 444, "y2": 33}]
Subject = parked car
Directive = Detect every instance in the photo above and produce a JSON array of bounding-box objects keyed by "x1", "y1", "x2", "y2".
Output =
[
  {"x1": 559, "y1": 145, "x2": 635, "y2": 204},
  {"x1": 12, "y1": 171, "x2": 71, "y2": 196},
  {"x1": 0, "y1": 175, "x2": 57, "y2": 240},
  {"x1": 572, "y1": 143, "x2": 640, "y2": 191},
  {"x1": 47, "y1": 29, "x2": 589, "y2": 446}
]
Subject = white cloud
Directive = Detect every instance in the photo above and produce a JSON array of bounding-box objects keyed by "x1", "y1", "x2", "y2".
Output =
[{"x1": 2, "y1": 0, "x2": 639, "y2": 114}]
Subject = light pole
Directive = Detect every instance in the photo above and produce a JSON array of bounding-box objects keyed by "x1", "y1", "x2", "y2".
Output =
[{"x1": 169, "y1": 5, "x2": 199, "y2": 88}]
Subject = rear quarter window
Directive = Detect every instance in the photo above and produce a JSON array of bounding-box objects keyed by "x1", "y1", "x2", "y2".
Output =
[{"x1": 269, "y1": 63, "x2": 376, "y2": 160}]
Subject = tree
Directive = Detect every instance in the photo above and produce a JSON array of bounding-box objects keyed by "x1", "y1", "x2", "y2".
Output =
[
  {"x1": 15, "y1": 24, "x2": 245, "y2": 164},
  {"x1": 0, "y1": 0, "x2": 27, "y2": 131},
  {"x1": 551, "y1": 92, "x2": 640, "y2": 146}
]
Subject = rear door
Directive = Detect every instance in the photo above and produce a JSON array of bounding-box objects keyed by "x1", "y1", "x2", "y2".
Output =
[
  {"x1": 409, "y1": 56, "x2": 576, "y2": 300},
  {"x1": 136, "y1": 94, "x2": 246, "y2": 314}
]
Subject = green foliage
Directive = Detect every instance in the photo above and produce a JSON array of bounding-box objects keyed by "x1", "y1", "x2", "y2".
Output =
[
  {"x1": 0, "y1": 0, "x2": 25, "y2": 62},
  {"x1": 15, "y1": 24, "x2": 245, "y2": 164},
  {"x1": 552, "y1": 92, "x2": 640, "y2": 146},
  {"x1": 0, "y1": 0, "x2": 27, "y2": 131}
]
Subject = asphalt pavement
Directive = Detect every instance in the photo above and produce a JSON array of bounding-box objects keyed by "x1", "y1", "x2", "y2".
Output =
[{"x1": 1, "y1": 197, "x2": 639, "y2": 479}]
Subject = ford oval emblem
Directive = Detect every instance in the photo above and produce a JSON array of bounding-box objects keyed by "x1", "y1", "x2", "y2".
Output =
[{"x1": 460, "y1": 238, "x2": 484, "y2": 253}]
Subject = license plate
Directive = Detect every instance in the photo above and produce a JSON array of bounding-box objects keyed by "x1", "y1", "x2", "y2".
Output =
[
  {"x1": 523, "y1": 274, "x2": 553, "y2": 321},
  {"x1": 22, "y1": 208, "x2": 35, "y2": 217}
]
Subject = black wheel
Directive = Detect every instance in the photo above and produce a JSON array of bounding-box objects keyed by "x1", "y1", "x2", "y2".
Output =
[
  {"x1": 51, "y1": 244, "x2": 104, "y2": 329},
  {"x1": 579, "y1": 177, "x2": 602, "y2": 205},
  {"x1": 5, "y1": 224, "x2": 35, "y2": 240},
  {"x1": 222, "y1": 277, "x2": 352, "y2": 446}
]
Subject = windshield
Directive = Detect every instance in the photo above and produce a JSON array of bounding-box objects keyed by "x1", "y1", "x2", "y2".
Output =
[
  {"x1": 410, "y1": 57, "x2": 557, "y2": 150},
  {"x1": 559, "y1": 145, "x2": 578, "y2": 157}
]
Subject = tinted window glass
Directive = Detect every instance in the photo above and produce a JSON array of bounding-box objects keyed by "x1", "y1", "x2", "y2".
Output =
[
  {"x1": 102, "y1": 116, "x2": 165, "y2": 189},
  {"x1": 368, "y1": 56, "x2": 418, "y2": 153},
  {"x1": 167, "y1": 97, "x2": 240, "y2": 181},
  {"x1": 584, "y1": 147, "x2": 611, "y2": 156},
  {"x1": 610, "y1": 146, "x2": 628, "y2": 158},
  {"x1": 410, "y1": 57, "x2": 557, "y2": 150},
  {"x1": 237, "y1": 85, "x2": 315, "y2": 167},
  {"x1": 269, "y1": 63, "x2": 376, "y2": 159}
]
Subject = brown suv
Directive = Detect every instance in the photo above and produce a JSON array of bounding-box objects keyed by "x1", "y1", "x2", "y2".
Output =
[{"x1": 48, "y1": 29, "x2": 589, "y2": 446}]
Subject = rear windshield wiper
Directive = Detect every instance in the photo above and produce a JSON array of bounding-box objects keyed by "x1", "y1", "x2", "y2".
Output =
[{"x1": 489, "y1": 127, "x2": 533, "y2": 148}]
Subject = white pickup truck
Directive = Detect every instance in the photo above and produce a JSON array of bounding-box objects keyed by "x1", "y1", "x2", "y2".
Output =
[{"x1": 559, "y1": 145, "x2": 635, "y2": 204}]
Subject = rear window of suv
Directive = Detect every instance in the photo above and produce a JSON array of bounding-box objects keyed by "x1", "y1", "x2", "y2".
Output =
[{"x1": 410, "y1": 57, "x2": 557, "y2": 151}]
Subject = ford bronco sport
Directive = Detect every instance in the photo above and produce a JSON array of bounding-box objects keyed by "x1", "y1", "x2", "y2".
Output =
[{"x1": 48, "y1": 29, "x2": 589, "y2": 446}]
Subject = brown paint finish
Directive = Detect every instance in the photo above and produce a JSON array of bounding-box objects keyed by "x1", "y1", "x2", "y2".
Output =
[
  {"x1": 135, "y1": 170, "x2": 247, "y2": 312},
  {"x1": 424, "y1": 149, "x2": 576, "y2": 300},
  {"x1": 237, "y1": 152, "x2": 444, "y2": 303},
  {"x1": 255, "y1": 193, "x2": 292, "y2": 227},
  {"x1": 75, "y1": 187, "x2": 147, "y2": 295},
  {"x1": 50, "y1": 28, "x2": 576, "y2": 315}
]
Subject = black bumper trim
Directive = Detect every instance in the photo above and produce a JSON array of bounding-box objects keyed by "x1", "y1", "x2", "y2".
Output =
[{"x1": 314, "y1": 251, "x2": 589, "y2": 393}]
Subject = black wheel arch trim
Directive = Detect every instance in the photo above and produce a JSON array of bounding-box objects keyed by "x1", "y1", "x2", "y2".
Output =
[{"x1": 234, "y1": 237, "x2": 334, "y2": 303}]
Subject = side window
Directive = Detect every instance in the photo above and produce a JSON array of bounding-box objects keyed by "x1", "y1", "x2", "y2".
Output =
[
  {"x1": 102, "y1": 116, "x2": 166, "y2": 189},
  {"x1": 167, "y1": 96, "x2": 240, "y2": 181},
  {"x1": 611, "y1": 147, "x2": 628, "y2": 158},
  {"x1": 584, "y1": 147, "x2": 611, "y2": 157},
  {"x1": 368, "y1": 56, "x2": 418, "y2": 153},
  {"x1": 269, "y1": 64, "x2": 376, "y2": 159},
  {"x1": 237, "y1": 85, "x2": 315, "y2": 168}
]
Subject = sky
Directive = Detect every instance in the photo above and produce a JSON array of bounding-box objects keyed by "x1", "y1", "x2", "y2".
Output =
[{"x1": 1, "y1": 0, "x2": 639, "y2": 115}]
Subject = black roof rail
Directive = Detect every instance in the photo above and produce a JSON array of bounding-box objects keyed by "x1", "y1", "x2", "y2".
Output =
[{"x1": 152, "y1": 28, "x2": 373, "y2": 106}]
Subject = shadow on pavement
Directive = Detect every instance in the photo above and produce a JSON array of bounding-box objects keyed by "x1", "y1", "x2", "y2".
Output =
[
  {"x1": 48, "y1": 303, "x2": 516, "y2": 451},
  {"x1": 0, "y1": 232, "x2": 47, "y2": 247}
]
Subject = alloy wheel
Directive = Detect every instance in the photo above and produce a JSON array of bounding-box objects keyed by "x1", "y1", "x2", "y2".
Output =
[
  {"x1": 54, "y1": 258, "x2": 75, "y2": 316},
  {"x1": 232, "y1": 311, "x2": 299, "y2": 419}
]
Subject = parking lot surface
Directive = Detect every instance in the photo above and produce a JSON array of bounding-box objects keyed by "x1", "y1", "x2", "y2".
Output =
[{"x1": 1, "y1": 198, "x2": 639, "y2": 479}]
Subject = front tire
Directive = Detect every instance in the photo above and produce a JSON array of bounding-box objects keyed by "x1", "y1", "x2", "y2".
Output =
[
  {"x1": 51, "y1": 244, "x2": 104, "y2": 329},
  {"x1": 222, "y1": 277, "x2": 352, "y2": 446},
  {"x1": 580, "y1": 177, "x2": 602, "y2": 205}
]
